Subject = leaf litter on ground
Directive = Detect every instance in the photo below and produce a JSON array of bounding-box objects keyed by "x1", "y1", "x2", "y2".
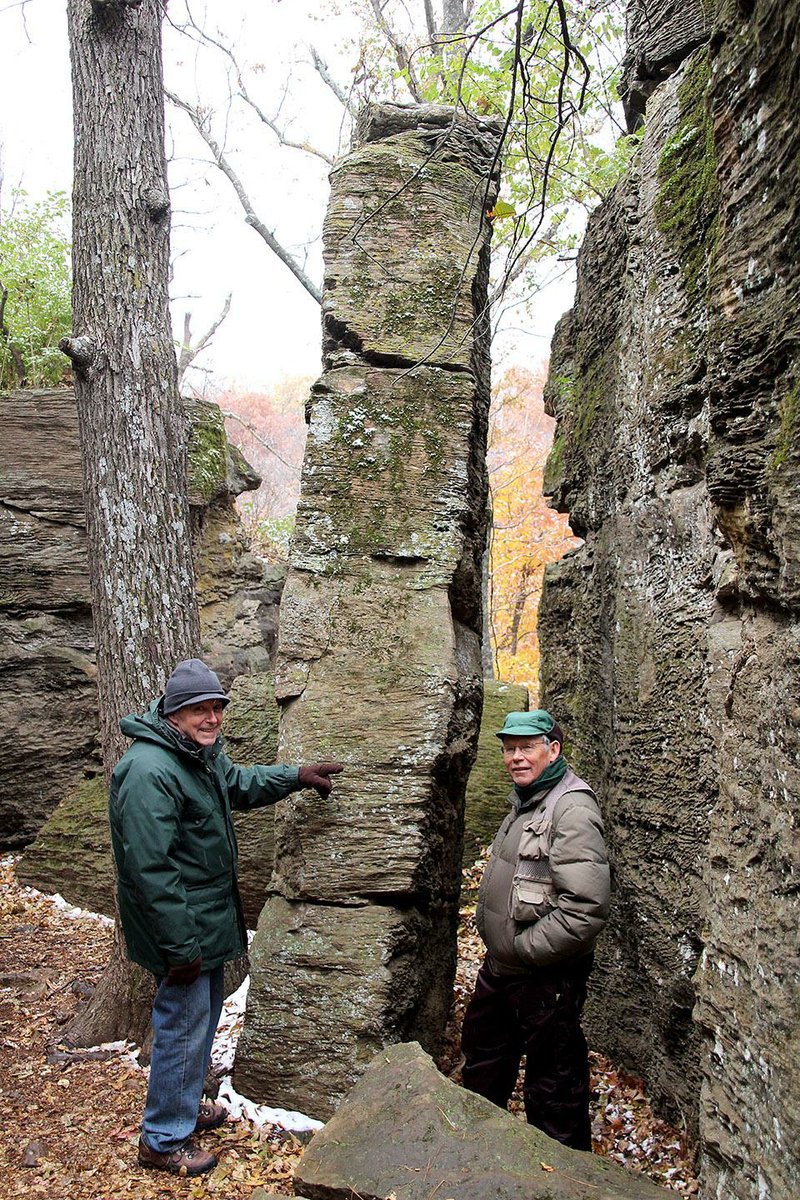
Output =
[{"x1": 0, "y1": 854, "x2": 698, "y2": 1197}]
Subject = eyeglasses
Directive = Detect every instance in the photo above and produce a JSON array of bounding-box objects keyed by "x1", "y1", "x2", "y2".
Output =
[{"x1": 501, "y1": 738, "x2": 550, "y2": 757}]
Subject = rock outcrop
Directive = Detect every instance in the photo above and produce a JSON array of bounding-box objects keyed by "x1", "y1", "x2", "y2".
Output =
[
  {"x1": 294, "y1": 1041, "x2": 668, "y2": 1200},
  {"x1": 233, "y1": 104, "x2": 502, "y2": 1119},
  {"x1": 0, "y1": 390, "x2": 99, "y2": 848},
  {"x1": 2, "y1": 390, "x2": 284, "y2": 877},
  {"x1": 541, "y1": 2, "x2": 799, "y2": 1196}
]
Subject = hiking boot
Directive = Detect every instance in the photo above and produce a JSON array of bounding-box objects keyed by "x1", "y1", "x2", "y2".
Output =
[
  {"x1": 137, "y1": 1136, "x2": 217, "y2": 1176},
  {"x1": 195, "y1": 1099, "x2": 229, "y2": 1133}
]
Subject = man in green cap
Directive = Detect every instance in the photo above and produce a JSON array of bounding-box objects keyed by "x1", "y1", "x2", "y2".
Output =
[{"x1": 460, "y1": 709, "x2": 609, "y2": 1150}]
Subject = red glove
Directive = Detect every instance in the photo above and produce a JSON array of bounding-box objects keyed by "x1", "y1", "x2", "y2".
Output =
[
  {"x1": 165, "y1": 956, "x2": 203, "y2": 987},
  {"x1": 297, "y1": 762, "x2": 344, "y2": 798}
]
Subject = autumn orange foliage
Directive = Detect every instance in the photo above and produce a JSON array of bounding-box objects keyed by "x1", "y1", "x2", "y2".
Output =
[
  {"x1": 488, "y1": 365, "x2": 580, "y2": 697},
  {"x1": 220, "y1": 378, "x2": 310, "y2": 560}
]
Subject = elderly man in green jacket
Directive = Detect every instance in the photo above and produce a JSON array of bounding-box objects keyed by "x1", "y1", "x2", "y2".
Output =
[
  {"x1": 460, "y1": 710, "x2": 610, "y2": 1150},
  {"x1": 109, "y1": 658, "x2": 342, "y2": 1178}
]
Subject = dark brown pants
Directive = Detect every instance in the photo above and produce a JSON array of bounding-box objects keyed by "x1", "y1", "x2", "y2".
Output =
[{"x1": 460, "y1": 954, "x2": 593, "y2": 1150}]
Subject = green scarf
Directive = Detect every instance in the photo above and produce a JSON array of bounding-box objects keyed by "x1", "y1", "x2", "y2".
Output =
[{"x1": 512, "y1": 753, "x2": 568, "y2": 811}]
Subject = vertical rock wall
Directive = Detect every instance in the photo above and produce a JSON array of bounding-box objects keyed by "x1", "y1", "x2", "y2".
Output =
[
  {"x1": 0, "y1": 391, "x2": 283, "y2": 858},
  {"x1": 0, "y1": 390, "x2": 98, "y2": 847},
  {"x1": 540, "y1": 2, "x2": 799, "y2": 1196},
  {"x1": 234, "y1": 104, "x2": 501, "y2": 1120},
  {"x1": 698, "y1": 3, "x2": 799, "y2": 1196},
  {"x1": 540, "y1": 45, "x2": 717, "y2": 1131}
]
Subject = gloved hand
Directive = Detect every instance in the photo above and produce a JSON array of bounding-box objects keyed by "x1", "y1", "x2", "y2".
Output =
[
  {"x1": 165, "y1": 956, "x2": 203, "y2": 987},
  {"x1": 297, "y1": 762, "x2": 344, "y2": 798}
]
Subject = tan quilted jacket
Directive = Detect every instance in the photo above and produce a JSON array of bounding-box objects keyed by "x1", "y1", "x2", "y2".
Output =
[{"x1": 475, "y1": 768, "x2": 610, "y2": 973}]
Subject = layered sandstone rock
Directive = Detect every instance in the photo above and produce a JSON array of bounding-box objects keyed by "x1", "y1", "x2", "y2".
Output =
[
  {"x1": 541, "y1": 2, "x2": 799, "y2": 1195},
  {"x1": 0, "y1": 390, "x2": 98, "y2": 848},
  {"x1": 295, "y1": 1041, "x2": 668, "y2": 1200},
  {"x1": 4, "y1": 391, "x2": 284, "y2": 925},
  {"x1": 234, "y1": 103, "x2": 502, "y2": 1119}
]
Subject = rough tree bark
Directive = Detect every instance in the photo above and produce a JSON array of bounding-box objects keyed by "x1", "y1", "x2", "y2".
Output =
[{"x1": 61, "y1": 0, "x2": 201, "y2": 1048}]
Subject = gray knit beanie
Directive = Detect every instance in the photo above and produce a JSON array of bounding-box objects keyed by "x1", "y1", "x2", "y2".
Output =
[{"x1": 162, "y1": 658, "x2": 229, "y2": 715}]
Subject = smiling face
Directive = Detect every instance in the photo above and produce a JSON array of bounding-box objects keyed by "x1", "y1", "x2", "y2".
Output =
[
  {"x1": 501, "y1": 734, "x2": 561, "y2": 788},
  {"x1": 167, "y1": 699, "x2": 226, "y2": 748}
]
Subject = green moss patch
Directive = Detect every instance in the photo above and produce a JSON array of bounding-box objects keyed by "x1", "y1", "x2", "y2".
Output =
[
  {"x1": 771, "y1": 381, "x2": 800, "y2": 470},
  {"x1": 656, "y1": 49, "x2": 719, "y2": 302}
]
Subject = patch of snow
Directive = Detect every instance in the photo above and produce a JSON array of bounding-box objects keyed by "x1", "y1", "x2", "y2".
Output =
[
  {"x1": 216, "y1": 1075, "x2": 323, "y2": 1134},
  {"x1": 49, "y1": 892, "x2": 115, "y2": 926},
  {"x1": 209, "y1": 975, "x2": 323, "y2": 1133}
]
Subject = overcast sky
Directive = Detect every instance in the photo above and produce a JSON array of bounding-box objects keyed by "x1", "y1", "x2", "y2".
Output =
[{"x1": 0, "y1": 0, "x2": 572, "y2": 394}]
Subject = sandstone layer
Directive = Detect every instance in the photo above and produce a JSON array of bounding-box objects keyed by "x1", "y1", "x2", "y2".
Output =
[
  {"x1": 2, "y1": 391, "x2": 284, "y2": 895},
  {"x1": 234, "y1": 103, "x2": 502, "y2": 1119}
]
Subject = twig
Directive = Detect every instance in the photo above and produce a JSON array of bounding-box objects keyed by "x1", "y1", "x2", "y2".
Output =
[{"x1": 165, "y1": 89, "x2": 323, "y2": 305}]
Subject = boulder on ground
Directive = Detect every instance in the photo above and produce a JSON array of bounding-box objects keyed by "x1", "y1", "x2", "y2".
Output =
[{"x1": 295, "y1": 1041, "x2": 668, "y2": 1200}]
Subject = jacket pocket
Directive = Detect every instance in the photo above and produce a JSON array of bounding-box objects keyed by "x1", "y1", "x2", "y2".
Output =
[
  {"x1": 511, "y1": 812, "x2": 556, "y2": 922},
  {"x1": 510, "y1": 874, "x2": 557, "y2": 922}
]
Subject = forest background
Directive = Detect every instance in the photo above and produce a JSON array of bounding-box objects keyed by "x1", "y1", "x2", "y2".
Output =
[{"x1": 0, "y1": 0, "x2": 632, "y2": 691}]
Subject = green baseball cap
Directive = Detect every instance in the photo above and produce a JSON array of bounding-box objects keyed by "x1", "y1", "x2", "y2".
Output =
[{"x1": 496, "y1": 710, "x2": 560, "y2": 741}]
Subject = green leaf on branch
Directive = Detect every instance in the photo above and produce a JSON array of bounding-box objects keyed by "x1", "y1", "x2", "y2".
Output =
[{"x1": 488, "y1": 199, "x2": 517, "y2": 221}]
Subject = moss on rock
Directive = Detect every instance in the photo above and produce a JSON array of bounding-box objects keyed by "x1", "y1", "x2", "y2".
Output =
[
  {"x1": 655, "y1": 48, "x2": 719, "y2": 302},
  {"x1": 186, "y1": 399, "x2": 229, "y2": 506},
  {"x1": 17, "y1": 776, "x2": 115, "y2": 916},
  {"x1": 771, "y1": 381, "x2": 800, "y2": 471}
]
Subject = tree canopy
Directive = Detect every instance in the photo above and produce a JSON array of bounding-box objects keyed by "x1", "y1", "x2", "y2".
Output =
[
  {"x1": 165, "y1": 0, "x2": 632, "y2": 335},
  {"x1": 0, "y1": 190, "x2": 71, "y2": 389}
]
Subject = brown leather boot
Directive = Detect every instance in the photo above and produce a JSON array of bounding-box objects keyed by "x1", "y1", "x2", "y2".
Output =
[{"x1": 137, "y1": 1136, "x2": 217, "y2": 1176}]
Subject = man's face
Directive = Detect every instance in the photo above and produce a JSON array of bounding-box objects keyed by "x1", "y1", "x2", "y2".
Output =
[
  {"x1": 501, "y1": 735, "x2": 561, "y2": 788},
  {"x1": 168, "y1": 699, "x2": 226, "y2": 747}
]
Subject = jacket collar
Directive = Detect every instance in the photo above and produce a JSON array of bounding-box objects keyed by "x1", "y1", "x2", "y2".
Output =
[{"x1": 119, "y1": 699, "x2": 222, "y2": 762}]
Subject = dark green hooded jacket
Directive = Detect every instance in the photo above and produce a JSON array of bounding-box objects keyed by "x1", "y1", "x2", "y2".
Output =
[{"x1": 109, "y1": 700, "x2": 300, "y2": 976}]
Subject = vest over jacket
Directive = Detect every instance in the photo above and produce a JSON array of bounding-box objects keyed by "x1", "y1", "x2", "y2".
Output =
[
  {"x1": 109, "y1": 701, "x2": 301, "y2": 976},
  {"x1": 475, "y1": 767, "x2": 610, "y2": 974}
]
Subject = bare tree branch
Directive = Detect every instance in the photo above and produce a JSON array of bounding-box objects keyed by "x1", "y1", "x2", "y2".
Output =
[
  {"x1": 367, "y1": 0, "x2": 423, "y2": 100},
  {"x1": 221, "y1": 409, "x2": 301, "y2": 474},
  {"x1": 0, "y1": 0, "x2": 33, "y2": 34},
  {"x1": 422, "y1": 0, "x2": 438, "y2": 40},
  {"x1": 171, "y1": 11, "x2": 336, "y2": 165},
  {"x1": 308, "y1": 43, "x2": 355, "y2": 114},
  {"x1": 165, "y1": 88, "x2": 323, "y2": 305},
  {"x1": 239, "y1": 85, "x2": 335, "y2": 166},
  {"x1": 177, "y1": 292, "x2": 232, "y2": 387}
]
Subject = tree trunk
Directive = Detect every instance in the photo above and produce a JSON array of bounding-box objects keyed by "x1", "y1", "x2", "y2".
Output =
[
  {"x1": 62, "y1": 0, "x2": 201, "y2": 1048},
  {"x1": 441, "y1": 0, "x2": 467, "y2": 36}
]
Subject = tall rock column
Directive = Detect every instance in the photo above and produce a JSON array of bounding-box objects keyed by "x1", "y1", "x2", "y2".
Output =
[
  {"x1": 540, "y1": 1, "x2": 800, "y2": 1196},
  {"x1": 234, "y1": 103, "x2": 501, "y2": 1120}
]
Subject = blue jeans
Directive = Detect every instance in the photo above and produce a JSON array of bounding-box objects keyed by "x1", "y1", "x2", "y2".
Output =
[{"x1": 141, "y1": 965, "x2": 225, "y2": 1152}]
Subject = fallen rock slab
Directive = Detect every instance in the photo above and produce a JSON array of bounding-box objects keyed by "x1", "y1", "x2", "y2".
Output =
[{"x1": 295, "y1": 1042, "x2": 668, "y2": 1200}]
